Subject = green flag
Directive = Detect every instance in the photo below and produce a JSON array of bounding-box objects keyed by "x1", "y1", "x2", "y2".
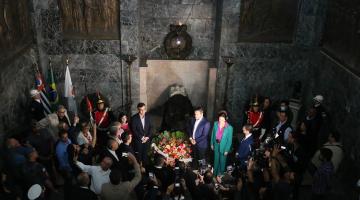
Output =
[{"x1": 47, "y1": 66, "x2": 58, "y2": 109}]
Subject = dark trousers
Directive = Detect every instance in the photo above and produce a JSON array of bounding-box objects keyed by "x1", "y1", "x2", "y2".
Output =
[
  {"x1": 192, "y1": 146, "x2": 207, "y2": 169},
  {"x1": 193, "y1": 146, "x2": 207, "y2": 160},
  {"x1": 134, "y1": 141, "x2": 150, "y2": 165}
]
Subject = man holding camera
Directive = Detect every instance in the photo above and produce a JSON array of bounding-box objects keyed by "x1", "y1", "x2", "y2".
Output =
[{"x1": 100, "y1": 153, "x2": 141, "y2": 200}]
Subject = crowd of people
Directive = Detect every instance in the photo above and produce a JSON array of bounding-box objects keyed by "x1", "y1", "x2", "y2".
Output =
[{"x1": 0, "y1": 89, "x2": 343, "y2": 200}]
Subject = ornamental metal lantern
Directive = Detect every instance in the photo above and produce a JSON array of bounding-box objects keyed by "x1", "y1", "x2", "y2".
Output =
[{"x1": 164, "y1": 24, "x2": 192, "y2": 59}]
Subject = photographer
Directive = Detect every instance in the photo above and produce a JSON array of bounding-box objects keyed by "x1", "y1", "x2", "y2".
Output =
[
  {"x1": 215, "y1": 166, "x2": 238, "y2": 199},
  {"x1": 246, "y1": 157, "x2": 269, "y2": 200},
  {"x1": 268, "y1": 144, "x2": 295, "y2": 200},
  {"x1": 164, "y1": 178, "x2": 192, "y2": 200},
  {"x1": 144, "y1": 176, "x2": 162, "y2": 200},
  {"x1": 197, "y1": 170, "x2": 220, "y2": 200},
  {"x1": 286, "y1": 132, "x2": 307, "y2": 200},
  {"x1": 100, "y1": 153, "x2": 141, "y2": 200},
  {"x1": 179, "y1": 161, "x2": 198, "y2": 199},
  {"x1": 148, "y1": 154, "x2": 173, "y2": 193}
]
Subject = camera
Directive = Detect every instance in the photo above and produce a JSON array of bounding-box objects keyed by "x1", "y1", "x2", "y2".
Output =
[
  {"x1": 149, "y1": 172, "x2": 154, "y2": 178},
  {"x1": 198, "y1": 159, "x2": 209, "y2": 175},
  {"x1": 174, "y1": 166, "x2": 183, "y2": 185},
  {"x1": 249, "y1": 149, "x2": 268, "y2": 170},
  {"x1": 226, "y1": 165, "x2": 233, "y2": 174}
]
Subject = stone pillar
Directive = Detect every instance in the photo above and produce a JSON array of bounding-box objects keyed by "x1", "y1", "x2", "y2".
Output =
[{"x1": 121, "y1": 0, "x2": 141, "y2": 115}]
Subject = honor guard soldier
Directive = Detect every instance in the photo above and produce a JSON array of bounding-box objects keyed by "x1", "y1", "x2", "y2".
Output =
[
  {"x1": 93, "y1": 99, "x2": 114, "y2": 147},
  {"x1": 246, "y1": 99, "x2": 263, "y2": 145},
  {"x1": 247, "y1": 101, "x2": 264, "y2": 129}
]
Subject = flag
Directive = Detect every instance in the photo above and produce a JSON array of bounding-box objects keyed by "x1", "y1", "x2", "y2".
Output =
[
  {"x1": 86, "y1": 96, "x2": 93, "y2": 112},
  {"x1": 64, "y1": 65, "x2": 77, "y2": 115},
  {"x1": 47, "y1": 66, "x2": 58, "y2": 107},
  {"x1": 35, "y1": 71, "x2": 52, "y2": 115},
  {"x1": 86, "y1": 96, "x2": 94, "y2": 125}
]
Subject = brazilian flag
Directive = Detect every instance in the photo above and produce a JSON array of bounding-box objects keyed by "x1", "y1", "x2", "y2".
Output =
[{"x1": 47, "y1": 66, "x2": 58, "y2": 109}]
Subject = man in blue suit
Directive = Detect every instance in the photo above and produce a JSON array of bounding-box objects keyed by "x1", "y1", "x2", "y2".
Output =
[
  {"x1": 187, "y1": 107, "x2": 211, "y2": 163},
  {"x1": 236, "y1": 124, "x2": 254, "y2": 169}
]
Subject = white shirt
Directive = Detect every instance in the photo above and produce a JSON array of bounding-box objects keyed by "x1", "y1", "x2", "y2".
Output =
[
  {"x1": 242, "y1": 133, "x2": 252, "y2": 141},
  {"x1": 140, "y1": 115, "x2": 145, "y2": 129},
  {"x1": 192, "y1": 117, "x2": 202, "y2": 139},
  {"x1": 107, "y1": 148, "x2": 119, "y2": 161},
  {"x1": 77, "y1": 131, "x2": 92, "y2": 146},
  {"x1": 76, "y1": 161, "x2": 111, "y2": 194}
]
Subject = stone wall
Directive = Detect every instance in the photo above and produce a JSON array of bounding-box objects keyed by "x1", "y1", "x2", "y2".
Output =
[
  {"x1": 219, "y1": 44, "x2": 317, "y2": 130},
  {"x1": 213, "y1": 0, "x2": 327, "y2": 130},
  {"x1": 29, "y1": 0, "x2": 217, "y2": 116},
  {"x1": 0, "y1": 48, "x2": 38, "y2": 140},
  {"x1": 139, "y1": 0, "x2": 216, "y2": 60},
  {"x1": 30, "y1": 0, "x2": 139, "y2": 116}
]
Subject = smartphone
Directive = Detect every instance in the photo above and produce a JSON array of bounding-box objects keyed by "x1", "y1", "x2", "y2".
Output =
[
  {"x1": 149, "y1": 172, "x2": 154, "y2": 178},
  {"x1": 122, "y1": 152, "x2": 128, "y2": 157},
  {"x1": 280, "y1": 146, "x2": 286, "y2": 150},
  {"x1": 175, "y1": 183, "x2": 180, "y2": 187},
  {"x1": 226, "y1": 166, "x2": 233, "y2": 172}
]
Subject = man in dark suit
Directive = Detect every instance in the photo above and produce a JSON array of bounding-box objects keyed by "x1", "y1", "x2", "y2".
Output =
[
  {"x1": 70, "y1": 172, "x2": 97, "y2": 200},
  {"x1": 29, "y1": 89, "x2": 47, "y2": 121},
  {"x1": 186, "y1": 106, "x2": 211, "y2": 163},
  {"x1": 236, "y1": 124, "x2": 254, "y2": 170},
  {"x1": 118, "y1": 131, "x2": 135, "y2": 155},
  {"x1": 98, "y1": 139, "x2": 121, "y2": 170},
  {"x1": 131, "y1": 103, "x2": 153, "y2": 165}
]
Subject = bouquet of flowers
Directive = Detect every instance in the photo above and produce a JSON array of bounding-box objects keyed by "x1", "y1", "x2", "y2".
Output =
[{"x1": 151, "y1": 131, "x2": 192, "y2": 162}]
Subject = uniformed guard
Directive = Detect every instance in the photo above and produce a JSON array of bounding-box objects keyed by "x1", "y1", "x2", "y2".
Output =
[
  {"x1": 93, "y1": 98, "x2": 114, "y2": 147},
  {"x1": 246, "y1": 97, "x2": 264, "y2": 144}
]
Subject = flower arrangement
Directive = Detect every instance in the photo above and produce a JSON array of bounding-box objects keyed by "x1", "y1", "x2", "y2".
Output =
[{"x1": 151, "y1": 131, "x2": 192, "y2": 161}]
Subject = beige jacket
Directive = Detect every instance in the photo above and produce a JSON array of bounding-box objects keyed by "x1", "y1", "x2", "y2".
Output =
[{"x1": 37, "y1": 112, "x2": 71, "y2": 141}]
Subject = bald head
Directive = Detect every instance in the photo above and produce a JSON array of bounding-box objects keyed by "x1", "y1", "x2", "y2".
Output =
[{"x1": 100, "y1": 157, "x2": 113, "y2": 171}]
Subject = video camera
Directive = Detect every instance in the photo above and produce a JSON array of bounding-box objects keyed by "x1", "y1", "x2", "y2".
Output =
[{"x1": 251, "y1": 136, "x2": 294, "y2": 169}]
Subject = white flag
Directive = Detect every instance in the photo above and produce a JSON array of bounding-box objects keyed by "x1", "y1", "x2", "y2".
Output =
[
  {"x1": 64, "y1": 66, "x2": 74, "y2": 98},
  {"x1": 64, "y1": 65, "x2": 77, "y2": 114}
]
